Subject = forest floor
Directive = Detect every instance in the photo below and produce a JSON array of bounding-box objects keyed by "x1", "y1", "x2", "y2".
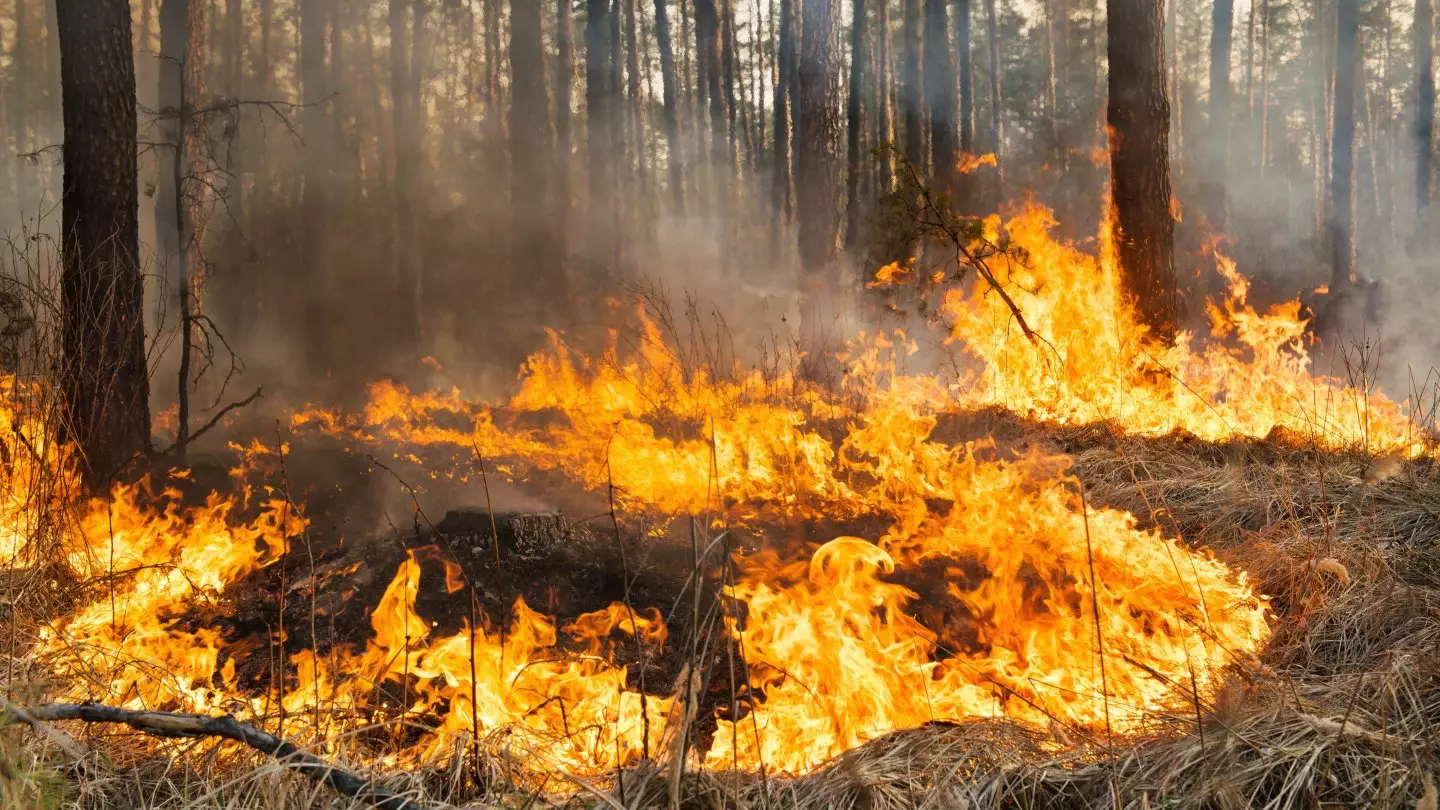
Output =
[{"x1": 2, "y1": 417, "x2": 1439, "y2": 810}]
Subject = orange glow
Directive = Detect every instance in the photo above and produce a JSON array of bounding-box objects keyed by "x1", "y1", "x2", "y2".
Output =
[{"x1": 35, "y1": 199, "x2": 1436, "y2": 786}]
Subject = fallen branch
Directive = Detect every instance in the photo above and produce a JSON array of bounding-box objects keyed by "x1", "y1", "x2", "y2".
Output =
[{"x1": 0, "y1": 702, "x2": 437, "y2": 810}]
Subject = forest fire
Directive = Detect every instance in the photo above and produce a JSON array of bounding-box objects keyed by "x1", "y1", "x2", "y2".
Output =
[{"x1": 0, "y1": 203, "x2": 1342, "y2": 784}]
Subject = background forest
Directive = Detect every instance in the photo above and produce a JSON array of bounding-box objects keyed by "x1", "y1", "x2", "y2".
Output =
[{"x1": 2, "y1": 0, "x2": 1434, "y2": 415}]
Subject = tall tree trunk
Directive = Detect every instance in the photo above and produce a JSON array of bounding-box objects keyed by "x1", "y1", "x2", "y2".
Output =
[
  {"x1": 1043, "y1": 0, "x2": 1063, "y2": 170},
  {"x1": 511, "y1": 0, "x2": 563, "y2": 304},
  {"x1": 775, "y1": 0, "x2": 796, "y2": 229},
  {"x1": 926, "y1": 0, "x2": 958, "y2": 195},
  {"x1": 655, "y1": 0, "x2": 684, "y2": 208},
  {"x1": 157, "y1": 0, "x2": 186, "y2": 276},
  {"x1": 1260, "y1": 0, "x2": 1270, "y2": 176},
  {"x1": 1207, "y1": 0, "x2": 1234, "y2": 226},
  {"x1": 845, "y1": 0, "x2": 868, "y2": 248},
  {"x1": 1107, "y1": 0, "x2": 1177, "y2": 339},
  {"x1": 1329, "y1": 0, "x2": 1359, "y2": 288},
  {"x1": 588, "y1": 0, "x2": 617, "y2": 271},
  {"x1": 697, "y1": 0, "x2": 730, "y2": 177},
  {"x1": 387, "y1": 0, "x2": 421, "y2": 351},
  {"x1": 901, "y1": 0, "x2": 924, "y2": 171},
  {"x1": 56, "y1": 0, "x2": 150, "y2": 489},
  {"x1": 626, "y1": 0, "x2": 646, "y2": 197},
  {"x1": 225, "y1": 0, "x2": 243, "y2": 95},
  {"x1": 557, "y1": 0, "x2": 575, "y2": 225},
  {"x1": 1417, "y1": 0, "x2": 1434, "y2": 216},
  {"x1": 796, "y1": 0, "x2": 840, "y2": 322},
  {"x1": 984, "y1": 0, "x2": 1002, "y2": 194},
  {"x1": 722, "y1": 0, "x2": 740, "y2": 159},
  {"x1": 877, "y1": 0, "x2": 894, "y2": 193},
  {"x1": 174, "y1": 0, "x2": 207, "y2": 466},
  {"x1": 956, "y1": 0, "x2": 973, "y2": 153}
]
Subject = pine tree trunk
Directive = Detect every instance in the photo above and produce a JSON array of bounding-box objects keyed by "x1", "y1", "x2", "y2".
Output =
[
  {"x1": 157, "y1": 0, "x2": 186, "y2": 275},
  {"x1": 56, "y1": 0, "x2": 150, "y2": 489},
  {"x1": 845, "y1": 0, "x2": 867, "y2": 248},
  {"x1": 1417, "y1": 0, "x2": 1434, "y2": 215},
  {"x1": 173, "y1": 0, "x2": 208, "y2": 465},
  {"x1": 956, "y1": 0, "x2": 973, "y2": 153},
  {"x1": 654, "y1": 0, "x2": 684, "y2": 208},
  {"x1": 984, "y1": 0, "x2": 1003, "y2": 194},
  {"x1": 901, "y1": 0, "x2": 924, "y2": 171},
  {"x1": 1107, "y1": 0, "x2": 1177, "y2": 339},
  {"x1": 796, "y1": 0, "x2": 840, "y2": 314},
  {"x1": 588, "y1": 0, "x2": 617, "y2": 271},
  {"x1": 1260, "y1": 0, "x2": 1270, "y2": 175},
  {"x1": 926, "y1": 0, "x2": 958, "y2": 195},
  {"x1": 1207, "y1": 0, "x2": 1234, "y2": 226},
  {"x1": 877, "y1": 0, "x2": 894, "y2": 192},
  {"x1": 1044, "y1": 0, "x2": 1063, "y2": 169},
  {"x1": 1329, "y1": 0, "x2": 1359, "y2": 288},
  {"x1": 511, "y1": 0, "x2": 563, "y2": 303},
  {"x1": 775, "y1": 0, "x2": 797, "y2": 225},
  {"x1": 557, "y1": 0, "x2": 574, "y2": 224}
]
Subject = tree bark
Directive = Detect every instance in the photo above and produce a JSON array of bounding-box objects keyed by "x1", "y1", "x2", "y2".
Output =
[
  {"x1": 796, "y1": 0, "x2": 841, "y2": 290},
  {"x1": 511, "y1": 0, "x2": 563, "y2": 301},
  {"x1": 56, "y1": 0, "x2": 151, "y2": 489},
  {"x1": 587, "y1": 0, "x2": 617, "y2": 271},
  {"x1": 775, "y1": 0, "x2": 797, "y2": 226},
  {"x1": 984, "y1": 0, "x2": 1003, "y2": 194},
  {"x1": 845, "y1": 0, "x2": 867, "y2": 248},
  {"x1": 901, "y1": 0, "x2": 924, "y2": 172},
  {"x1": 877, "y1": 0, "x2": 895, "y2": 193},
  {"x1": 172, "y1": 0, "x2": 207, "y2": 466},
  {"x1": 956, "y1": 0, "x2": 973, "y2": 153},
  {"x1": 300, "y1": 0, "x2": 333, "y2": 367},
  {"x1": 1107, "y1": 0, "x2": 1178, "y2": 339},
  {"x1": 654, "y1": 0, "x2": 684, "y2": 208},
  {"x1": 1329, "y1": 0, "x2": 1359, "y2": 288},
  {"x1": 926, "y1": 0, "x2": 958, "y2": 196},
  {"x1": 557, "y1": 0, "x2": 575, "y2": 224},
  {"x1": 1417, "y1": 0, "x2": 1434, "y2": 215},
  {"x1": 157, "y1": 0, "x2": 186, "y2": 275},
  {"x1": 1207, "y1": 0, "x2": 1234, "y2": 226}
]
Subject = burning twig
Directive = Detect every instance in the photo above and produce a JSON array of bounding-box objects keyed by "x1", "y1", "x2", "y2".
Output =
[{"x1": 0, "y1": 702, "x2": 442, "y2": 810}]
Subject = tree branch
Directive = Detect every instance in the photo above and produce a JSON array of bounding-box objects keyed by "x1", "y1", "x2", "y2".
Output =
[
  {"x1": 0, "y1": 702, "x2": 438, "y2": 810},
  {"x1": 158, "y1": 385, "x2": 263, "y2": 457}
]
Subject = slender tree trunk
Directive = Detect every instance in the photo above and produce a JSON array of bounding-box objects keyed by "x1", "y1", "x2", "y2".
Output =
[
  {"x1": 984, "y1": 0, "x2": 1003, "y2": 194},
  {"x1": 56, "y1": 0, "x2": 150, "y2": 489},
  {"x1": 225, "y1": 0, "x2": 242, "y2": 95},
  {"x1": 722, "y1": 0, "x2": 740, "y2": 160},
  {"x1": 387, "y1": 0, "x2": 421, "y2": 350},
  {"x1": 1330, "y1": 0, "x2": 1359, "y2": 288},
  {"x1": 1107, "y1": 0, "x2": 1177, "y2": 339},
  {"x1": 655, "y1": 0, "x2": 684, "y2": 208},
  {"x1": 697, "y1": 0, "x2": 730, "y2": 177},
  {"x1": 845, "y1": 0, "x2": 868, "y2": 248},
  {"x1": 588, "y1": 0, "x2": 617, "y2": 272},
  {"x1": 1245, "y1": 0, "x2": 1256, "y2": 117},
  {"x1": 626, "y1": 0, "x2": 646, "y2": 196},
  {"x1": 557, "y1": 0, "x2": 574, "y2": 225},
  {"x1": 902, "y1": 0, "x2": 924, "y2": 171},
  {"x1": 926, "y1": 0, "x2": 958, "y2": 195},
  {"x1": 775, "y1": 0, "x2": 796, "y2": 230},
  {"x1": 1417, "y1": 0, "x2": 1435, "y2": 216},
  {"x1": 877, "y1": 0, "x2": 895, "y2": 192},
  {"x1": 157, "y1": 0, "x2": 186, "y2": 277},
  {"x1": 956, "y1": 0, "x2": 973, "y2": 153},
  {"x1": 796, "y1": 0, "x2": 841, "y2": 323},
  {"x1": 174, "y1": 0, "x2": 207, "y2": 466},
  {"x1": 1207, "y1": 0, "x2": 1234, "y2": 226},
  {"x1": 1044, "y1": 0, "x2": 1063, "y2": 169},
  {"x1": 1260, "y1": 0, "x2": 1270, "y2": 176}
]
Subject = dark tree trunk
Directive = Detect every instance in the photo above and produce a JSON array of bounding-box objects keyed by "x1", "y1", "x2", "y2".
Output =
[
  {"x1": 1207, "y1": 0, "x2": 1234, "y2": 226},
  {"x1": 171, "y1": 0, "x2": 206, "y2": 465},
  {"x1": 654, "y1": 0, "x2": 684, "y2": 208},
  {"x1": 1107, "y1": 0, "x2": 1178, "y2": 339},
  {"x1": 926, "y1": 0, "x2": 958, "y2": 195},
  {"x1": 56, "y1": 0, "x2": 150, "y2": 489},
  {"x1": 1417, "y1": 0, "x2": 1434, "y2": 215},
  {"x1": 956, "y1": 0, "x2": 973, "y2": 153},
  {"x1": 511, "y1": 0, "x2": 563, "y2": 301},
  {"x1": 1329, "y1": 0, "x2": 1359, "y2": 288},
  {"x1": 697, "y1": 0, "x2": 730, "y2": 176},
  {"x1": 796, "y1": 0, "x2": 841, "y2": 290},
  {"x1": 845, "y1": 0, "x2": 867, "y2": 248},
  {"x1": 901, "y1": 0, "x2": 924, "y2": 172},
  {"x1": 587, "y1": 0, "x2": 617, "y2": 270}
]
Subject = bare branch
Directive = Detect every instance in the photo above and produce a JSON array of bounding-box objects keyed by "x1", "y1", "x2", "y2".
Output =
[
  {"x1": 158, "y1": 385, "x2": 263, "y2": 457},
  {"x1": 1, "y1": 702, "x2": 440, "y2": 810}
]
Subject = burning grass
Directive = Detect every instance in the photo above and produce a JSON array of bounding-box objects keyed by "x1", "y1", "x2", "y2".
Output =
[{"x1": 1, "y1": 203, "x2": 1438, "y2": 807}]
